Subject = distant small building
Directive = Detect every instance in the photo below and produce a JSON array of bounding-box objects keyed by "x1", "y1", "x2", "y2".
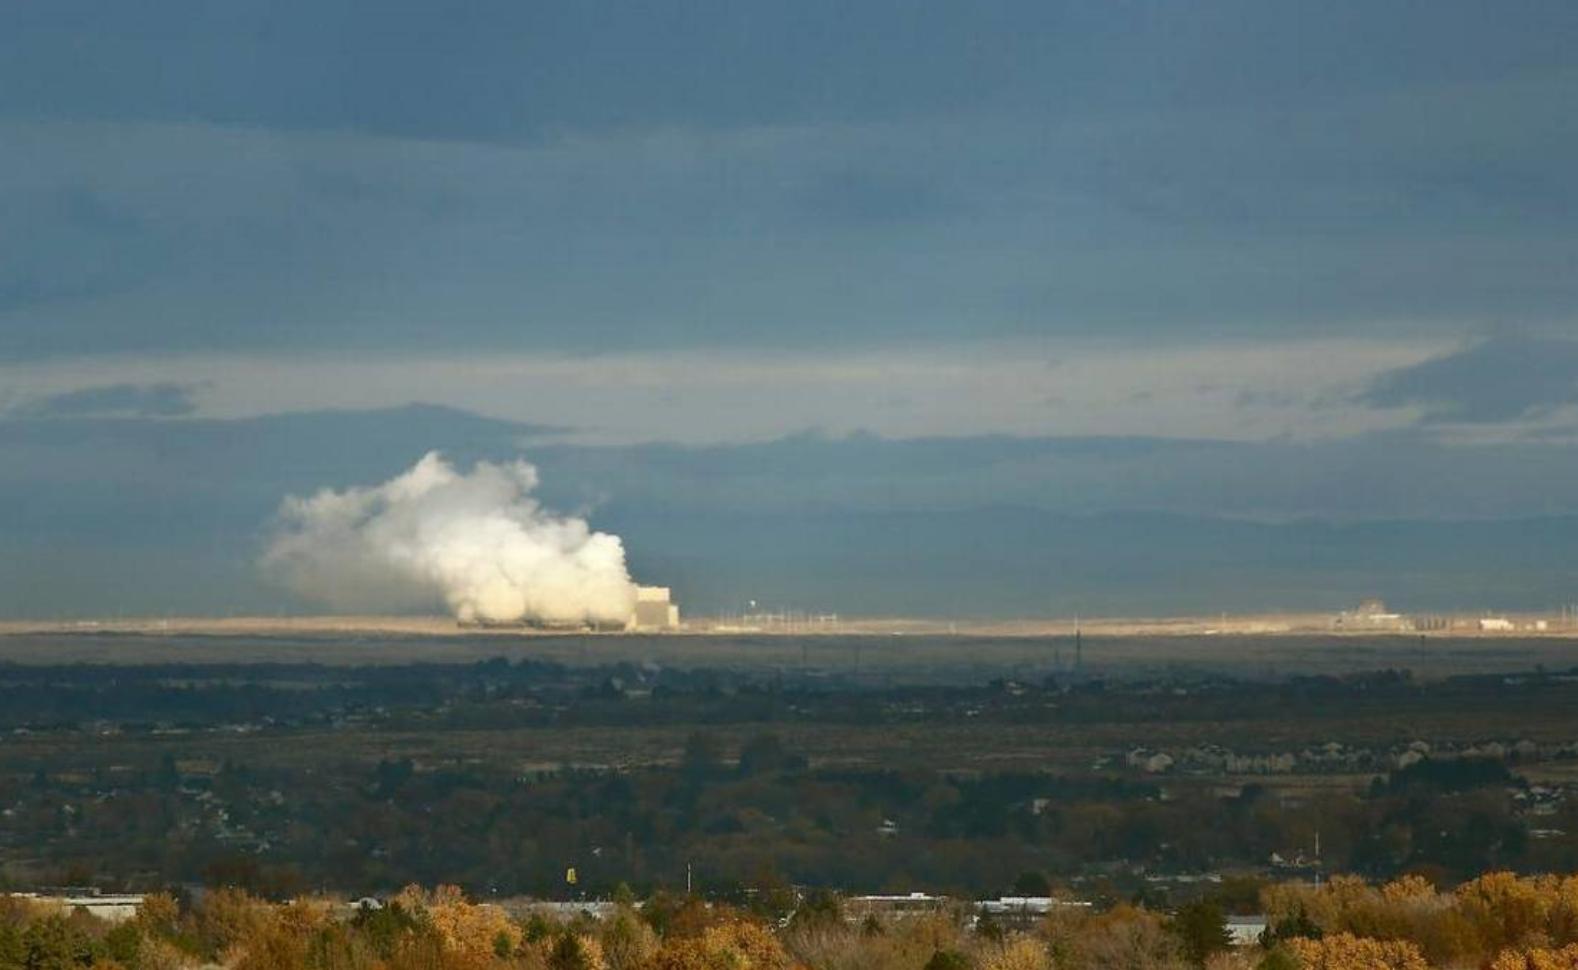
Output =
[
  {"x1": 1226, "y1": 915, "x2": 1268, "y2": 946},
  {"x1": 628, "y1": 586, "x2": 680, "y2": 631},
  {"x1": 845, "y1": 892, "x2": 950, "y2": 920},
  {"x1": 1479, "y1": 617, "x2": 1515, "y2": 632},
  {"x1": 1126, "y1": 748, "x2": 1175, "y2": 773},
  {"x1": 977, "y1": 896, "x2": 1092, "y2": 930}
]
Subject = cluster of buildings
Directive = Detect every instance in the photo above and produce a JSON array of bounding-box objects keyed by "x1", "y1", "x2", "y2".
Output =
[
  {"x1": 1122, "y1": 736, "x2": 1578, "y2": 776},
  {"x1": 1330, "y1": 598, "x2": 1557, "y2": 633},
  {"x1": 841, "y1": 892, "x2": 1092, "y2": 930}
]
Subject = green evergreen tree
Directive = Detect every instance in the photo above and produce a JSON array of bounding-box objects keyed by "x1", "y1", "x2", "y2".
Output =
[{"x1": 1168, "y1": 900, "x2": 1232, "y2": 966}]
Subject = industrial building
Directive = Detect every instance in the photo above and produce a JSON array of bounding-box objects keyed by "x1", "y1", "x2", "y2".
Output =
[
  {"x1": 1331, "y1": 598, "x2": 1410, "y2": 632},
  {"x1": 628, "y1": 585, "x2": 680, "y2": 631}
]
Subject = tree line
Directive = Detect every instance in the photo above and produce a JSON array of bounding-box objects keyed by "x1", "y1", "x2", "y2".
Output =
[{"x1": 10, "y1": 871, "x2": 1578, "y2": 970}]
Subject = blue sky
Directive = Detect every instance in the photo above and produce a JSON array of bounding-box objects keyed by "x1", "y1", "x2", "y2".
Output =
[{"x1": 3, "y1": 1, "x2": 1577, "y2": 616}]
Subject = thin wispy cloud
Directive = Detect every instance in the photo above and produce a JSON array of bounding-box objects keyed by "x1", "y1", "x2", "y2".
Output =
[
  {"x1": 0, "y1": 339, "x2": 1440, "y2": 444},
  {"x1": 10, "y1": 381, "x2": 200, "y2": 419}
]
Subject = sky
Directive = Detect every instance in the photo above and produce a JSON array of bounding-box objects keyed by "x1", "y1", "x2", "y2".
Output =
[{"x1": 3, "y1": 1, "x2": 1577, "y2": 617}]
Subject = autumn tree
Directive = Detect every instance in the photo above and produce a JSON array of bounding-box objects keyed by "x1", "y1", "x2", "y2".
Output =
[
  {"x1": 546, "y1": 932, "x2": 605, "y2": 970},
  {"x1": 196, "y1": 887, "x2": 274, "y2": 961},
  {"x1": 395, "y1": 885, "x2": 522, "y2": 960},
  {"x1": 1285, "y1": 933, "x2": 1428, "y2": 970},
  {"x1": 980, "y1": 935, "x2": 1051, "y2": 970},
  {"x1": 1487, "y1": 943, "x2": 1578, "y2": 970},
  {"x1": 923, "y1": 950, "x2": 971, "y2": 970},
  {"x1": 1077, "y1": 905, "x2": 1189, "y2": 970},
  {"x1": 598, "y1": 907, "x2": 658, "y2": 970}
]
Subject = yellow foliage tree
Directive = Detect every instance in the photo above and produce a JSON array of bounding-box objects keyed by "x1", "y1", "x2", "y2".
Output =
[
  {"x1": 231, "y1": 921, "x2": 310, "y2": 970},
  {"x1": 1550, "y1": 878, "x2": 1578, "y2": 946},
  {"x1": 599, "y1": 907, "x2": 659, "y2": 970},
  {"x1": 698, "y1": 919, "x2": 792, "y2": 970},
  {"x1": 1286, "y1": 932, "x2": 1428, "y2": 970},
  {"x1": 198, "y1": 887, "x2": 275, "y2": 957},
  {"x1": 1457, "y1": 872, "x2": 1555, "y2": 954},
  {"x1": 1488, "y1": 943, "x2": 1578, "y2": 970},
  {"x1": 645, "y1": 917, "x2": 791, "y2": 970},
  {"x1": 980, "y1": 935, "x2": 1052, "y2": 970},
  {"x1": 134, "y1": 892, "x2": 184, "y2": 939},
  {"x1": 1074, "y1": 904, "x2": 1187, "y2": 970},
  {"x1": 136, "y1": 936, "x2": 200, "y2": 970},
  {"x1": 1378, "y1": 876, "x2": 1436, "y2": 904},
  {"x1": 641, "y1": 939, "x2": 699, "y2": 970},
  {"x1": 396, "y1": 885, "x2": 523, "y2": 959}
]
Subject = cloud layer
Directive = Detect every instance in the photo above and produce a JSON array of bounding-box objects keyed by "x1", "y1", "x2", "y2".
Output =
[
  {"x1": 1362, "y1": 334, "x2": 1578, "y2": 424},
  {"x1": 0, "y1": 338, "x2": 1444, "y2": 445}
]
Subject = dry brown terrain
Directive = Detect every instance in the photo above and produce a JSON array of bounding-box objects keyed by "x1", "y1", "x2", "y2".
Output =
[
  {"x1": 0, "y1": 614, "x2": 1577, "y2": 680},
  {"x1": 4, "y1": 610, "x2": 1577, "y2": 639}
]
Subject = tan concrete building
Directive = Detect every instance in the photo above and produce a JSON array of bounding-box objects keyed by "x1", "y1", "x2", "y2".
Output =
[{"x1": 629, "y1": 585, "x2": 680, "y2": 630}]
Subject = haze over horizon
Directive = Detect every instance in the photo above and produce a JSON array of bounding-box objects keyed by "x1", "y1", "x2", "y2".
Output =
[{"x1": 4, "y1": 1, "x2": 1578, "y2": 618}]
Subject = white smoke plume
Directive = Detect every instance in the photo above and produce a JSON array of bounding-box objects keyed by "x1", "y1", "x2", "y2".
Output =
[{"x1": 262, "y1": 453, "x2": 637, "y2": 626}]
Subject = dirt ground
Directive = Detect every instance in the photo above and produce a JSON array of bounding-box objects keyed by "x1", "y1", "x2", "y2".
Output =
[{"x1": 1, "y1": 614, "x2": 1577, "y2": 682}]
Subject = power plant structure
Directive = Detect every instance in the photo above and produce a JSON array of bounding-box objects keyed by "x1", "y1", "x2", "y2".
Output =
[
  {"x1": 628, "y1": 585, "x2": 681, "y2": 631},
  {"x1": 456, "y1": 584, "x2": 681, "y2": 632}
]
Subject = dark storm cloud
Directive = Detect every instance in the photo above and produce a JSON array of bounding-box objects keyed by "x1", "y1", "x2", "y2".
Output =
[
  {"x1": 13, "y1": 382, "x2": 200, "y2": 418},
  {"x1": 1361, "y1": 335, "x2": 1578, "y2": 423},
  {"x1": 3, "y1": 102, "x2": 1576, "y2": 358},
  {"x1": 0, "y1": 1, "x2": 1575, "y2": 359}
]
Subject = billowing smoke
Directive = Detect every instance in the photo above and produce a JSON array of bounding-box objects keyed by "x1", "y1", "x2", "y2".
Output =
[{"x1": 262, "y1": 453, "x2": 637, "y2": 626}]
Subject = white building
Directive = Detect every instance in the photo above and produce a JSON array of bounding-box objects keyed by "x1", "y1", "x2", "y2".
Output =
[
  {"x1": 6, "y1": 893, "x2": 144, "y2": 924},
  {"x1": 977, "y1": 896, "x2": 1092, "y2": 918},
  {"x1": 1226, "y1": 915, "x2": 1268, "y2": 946},
  {"x1": 845, "y1": 892, "x2": 950, "y2": 920}
]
